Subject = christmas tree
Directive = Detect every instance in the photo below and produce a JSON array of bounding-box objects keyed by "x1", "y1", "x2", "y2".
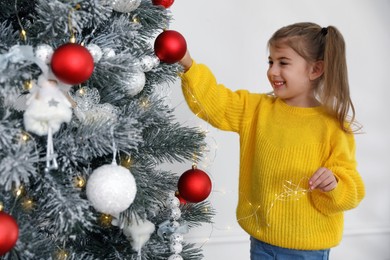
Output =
[{"x1": 0, "y1": 0, "x2": 214, "y2": 259}]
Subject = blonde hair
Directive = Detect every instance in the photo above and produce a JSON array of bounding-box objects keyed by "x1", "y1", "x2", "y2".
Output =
[{"x1": 268, "y1": 22, "x2": 360, "y2": 133}]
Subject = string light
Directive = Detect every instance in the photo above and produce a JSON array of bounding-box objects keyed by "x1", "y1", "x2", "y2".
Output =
[
  {"x1": 0, "y1": 201, "x2": 3, "y2": 211},
  {"x1": 21, "y1": 197, "x2": 35, "y2": 212},
  {"x1": 120, "y1": 155, "x2": 133, "y2": 169},
  {"x1": 55, "y1": 249, "x2": 69, "y2": 260},
  {"x1": 74, "y1": 175, "x2": 86, "y2": 189},
  {"x1": 99, "y1": 213, "x2": 113, "y2": 227},
  {"x1": 15, "y1": 0, "x2": 27, "y2": 42},
  {"x1": 13, "y1": 185, "x2": 25, "y2": 198}
]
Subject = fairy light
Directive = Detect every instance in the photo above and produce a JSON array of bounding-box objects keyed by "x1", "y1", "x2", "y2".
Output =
[
  {"x1": 120, "y1": 155, "x2": 133, "y2": 169},
  {"x1": 55, "y1": 249, "x2": 69, "y2": 260},
  {"x1": 21, "y1": 197, "x2": 35, "y2": 211},
  {"x1": 0, "y1": 201, "x2": 4, "y2": 211},
  {"x1": 20, "y1": 132, "x2": 30, "y2": 142},
  {"x1": 140, "y1": 98, "x2": 150, "y2": 108},
  {"x1": 15, "y1": 0, "x2": 27, "y2": 42},
  {"x1": 99, "y1": 213, "x2": 113, "y2": 227},
  {"x1": 132, "y1": 16, "x2": 140, "y2": 23},
  {"x1": 74, "y1": 175, "x2": 86, "y2": 188},
  {"x1": 13, "y1": 185, "x2": 25, "y2": 198}
]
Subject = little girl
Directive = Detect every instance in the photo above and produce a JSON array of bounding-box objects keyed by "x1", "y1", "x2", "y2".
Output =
[{"x1": 179, "y1": 22, "x2": 365, "y2": 259}]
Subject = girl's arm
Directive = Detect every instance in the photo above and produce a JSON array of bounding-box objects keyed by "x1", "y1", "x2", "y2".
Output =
[{"x1": 310, "y1": 131, "x2": 365, "y2": 216}]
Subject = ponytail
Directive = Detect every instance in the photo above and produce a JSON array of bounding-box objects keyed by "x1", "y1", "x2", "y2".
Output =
[{"x1": 321, "y1": 26, "x2": 358, "y2": 133}]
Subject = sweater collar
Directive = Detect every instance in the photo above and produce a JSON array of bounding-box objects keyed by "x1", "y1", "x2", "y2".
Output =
[{"x1": 275, "y1": 97, "x2": 324, "y2": 116}]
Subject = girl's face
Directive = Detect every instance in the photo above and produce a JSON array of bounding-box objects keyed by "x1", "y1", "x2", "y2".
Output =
[{"x1": 267, "y1": 44, "x2": 321, "y2": 107}]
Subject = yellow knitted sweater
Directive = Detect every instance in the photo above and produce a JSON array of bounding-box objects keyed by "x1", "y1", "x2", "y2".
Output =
[{"x1": 180, "y1": 61, "x2": 365, "y2": 250}]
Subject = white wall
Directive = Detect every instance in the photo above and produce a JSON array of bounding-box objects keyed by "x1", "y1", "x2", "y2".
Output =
[{"x1": 168, "y1": 0, "x2": 390, "y2": 259}]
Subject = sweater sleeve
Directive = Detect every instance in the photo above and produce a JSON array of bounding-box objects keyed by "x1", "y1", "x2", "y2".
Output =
[
  {"x1": 310, "y1": 128, "x2": 365, "y2": 216},
  {"x1": 180, "y1": 61, "x2": 259, "y2": 133}
]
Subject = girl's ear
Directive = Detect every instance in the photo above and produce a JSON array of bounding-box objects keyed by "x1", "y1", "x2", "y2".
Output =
[{"x1": 309, "y1": 60, "x2": 324, "y2": 80}]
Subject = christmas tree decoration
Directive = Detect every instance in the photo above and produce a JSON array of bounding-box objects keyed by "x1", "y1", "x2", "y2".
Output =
[
  {"x1": 50, "y1": 43, "x2": 94, "y2": 85},
  {"x1": 112, "y1": 0, "x2": 141, "y2": 13},
  {"x1": 152, "y1": 0, "x2": 175, "y2": 9},
  {"x1": 122, "y1": 215, "x2": 155, "y2": 256},
  {"x1": 139, "y1": 55, "x2": 160, "y2": 72},
  {"x1": 124, "y1": 70, "x2": 146, "y2": 96},
  {"x1": 35, "y1": 44, "x2": 54, "y2": 64},
  {"x1": 0, "y1": 212, "x2": 19, "y2": 256},
  {"x1": 177, "y1": 165, "x2": 212, "y2": 203},
  {"x1": 23, "y1": 74, "x2": 72, "y2": 136},
  {"x1": 154, "y1": 30, "x2": 187, "y2": 64},
  {"x1": 86, "y1": 43, "x2": 103, "y2": 63},
  {"x1": 86, "y1": 163, "x2": 137, "y2": 215},
  {"x1": 175, "y1": 191, "x2": 187, "y2": 204}
]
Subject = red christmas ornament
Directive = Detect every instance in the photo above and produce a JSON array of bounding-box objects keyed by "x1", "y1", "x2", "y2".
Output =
[
  {"x1": 152, "y1": 0, "x2": 175, "y2": 8},
  {"x1": 0, "y1": 212, "x2": 19, "y2": 256},
  {"x1": 177, "y1": 165, "x2": 212, "y2": 203},
  {"x1": 175, "y1": 191, "x2": 187, "y2": 204},
  {"x1": 51, "y1": 43, "x2": 94, "y2": 85},
  {"x1": 154, "y1": 30, "x2": 187, "y2": 64}
]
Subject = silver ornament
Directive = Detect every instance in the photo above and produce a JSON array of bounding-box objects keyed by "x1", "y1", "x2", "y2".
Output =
[
  {"x1": 170, "y1": 242, "x2": 183, "y2": 254},
  {"x1": 112, "y1": 0, "x2": 141, "y2": 13},
  {"x1": 124, "y1": 71, "x2": 145, "y2": 96},
  {"x1": 170, "y1": 233, "x2": 184, "y2": 244},
  {"x1": 35, "y1": 44, "x2": 54, "y2": 64},
  {"x1": 86, "y1": 44, "x2": 103, "y2": 63},
  {"x1": 102, "y1": 48, "x2": 116, "y2": 58},
  {"x1": 140, "y1": 55, "x2": 160, "y2": 72},
  {"x1": 170, "y1": 207, "x2": 181, "y2": 220},
  {"x1": 166, "y1": 196, "x2": 180, "y2": 209},
  {"x1": 167, "y1": 254, "x2": 183, "y2": 260}
]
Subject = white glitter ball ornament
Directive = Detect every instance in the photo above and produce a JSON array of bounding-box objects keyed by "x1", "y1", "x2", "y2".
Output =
[
  {"x1": 125, "y1": 70, "x2": 145, "y2": 96},
  {"x1": 86, "y1": 163, "x2": 137, "y2": 215},
  {"x1": 112, "y1": 0, "x2": 141, "y2": 13}
]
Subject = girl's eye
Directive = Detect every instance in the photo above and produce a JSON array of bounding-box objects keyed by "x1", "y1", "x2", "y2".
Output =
[
  {"x1": 268, "y1": 60, "x2": 273, "y2": 66},
  {"x1": 280, "y1": 61, "x2": 289, "y2": 66}
]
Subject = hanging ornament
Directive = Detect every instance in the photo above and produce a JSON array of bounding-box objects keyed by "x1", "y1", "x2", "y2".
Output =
[
  {"x1": 86, "y1": 163, "x2": 137, "y2": 215},
  {"x1": 177, "y1": 164, "x2": 212, "y2": 203},
  {"x1": 0, "y1": 212, "x2": 19, "y2": 256},
  {"x1": 112, "y1": 0, "x2": 141, "y2": 13},
  {"x1": 154, "y1": 30, "x2": 187, "y2": 64},
  {"x1": 139, "y1": 55, "x2": 160, "y2": 72},
  {"x1": 23, "y1": 74, "x2": 73, "y2": 172},
  {"x1": 175, "y1": 191, "x2": 187, "y2": 205},
  {"x1": 35, "y1": 44, "x2": 54, "y2": 64},
  {"x1": 51, "y1": 43, "x2": 94, "y2": 85},
  {"x1": 102, "y1": 47, "x2": 116, "y2": 58},
  {"x1": 86, "y1": 43, "x2": 103, "y2": 63},
  {"x1": 122, "y1": 214, "x2": 155, "y2": 256},
  {"x1": 152, "y1": 0, "x2": 175, "y2": 8},
  {"x1": 124, "y1": 70, "x2": 146, "y2": 96}
]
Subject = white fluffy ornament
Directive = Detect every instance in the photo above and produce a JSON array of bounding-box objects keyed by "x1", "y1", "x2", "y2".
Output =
[
  {"x1": 139, "y1": 55, "x2": 159, "y2": 72},
  {"x1": 86, "y1": 163, "x2": 137, "y2": 215},
  {"x1": 112, "y1": 0, "x2": 141, "y2": 13},
  {"x1": 23, "y1": 74, "x2": 72, "y2": 136},
  {"x1": 122, "y1": 217, "x2": 155, "y2": 253}
]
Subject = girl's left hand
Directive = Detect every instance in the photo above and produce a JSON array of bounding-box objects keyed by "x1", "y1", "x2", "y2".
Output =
[{"x1": 309, "y1": 167, "x2": 338, "y2": 192}]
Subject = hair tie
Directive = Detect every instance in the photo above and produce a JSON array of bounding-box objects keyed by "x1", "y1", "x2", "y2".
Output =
[{"x1": 321, "y1": 27, "x2": 328, "y2": 36}]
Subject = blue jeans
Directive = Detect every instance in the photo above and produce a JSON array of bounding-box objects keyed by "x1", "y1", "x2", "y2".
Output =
[{"x1": 250, "y1": 237, "x2": 330, "y2": 260}]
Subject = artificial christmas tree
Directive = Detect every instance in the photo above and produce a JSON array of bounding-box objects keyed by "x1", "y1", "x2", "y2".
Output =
[{"x1": 0, "y1": 0, "x2": 214, "y2": 259}]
